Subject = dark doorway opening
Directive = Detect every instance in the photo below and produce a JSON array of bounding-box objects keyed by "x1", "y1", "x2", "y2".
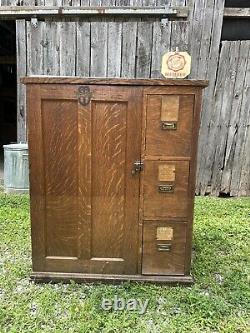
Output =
[
  {"x1": 225, "y1": 0, "x2": 250, "y2": 7},
  {"x1": 0, "y1": 21, "x2": 16, "y2": 181},
  {"x1": 223, "y1": 0, "x2": 250, "y2": 41},
  {"x1": 222, "y1": 19, "x2": 250, "y2": 41}
]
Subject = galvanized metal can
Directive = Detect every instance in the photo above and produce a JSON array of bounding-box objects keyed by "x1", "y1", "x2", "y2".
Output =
[{"x1": 3, "y1": 143, "x2": 29, "y2": 194}]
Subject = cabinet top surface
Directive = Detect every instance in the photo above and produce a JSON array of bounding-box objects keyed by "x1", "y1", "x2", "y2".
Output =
[{"x1": 21, "y1": 76, "x2": 209, "y2": 87}]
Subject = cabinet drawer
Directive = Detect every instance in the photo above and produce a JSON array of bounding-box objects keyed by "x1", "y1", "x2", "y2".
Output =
[
  {"x1": 145, "y1": 94, "x2": 194, "y2": 157},
  {"x1": 142, "y1": 221, "x2": 187, "y2": 275},
  {"x1": 143, "y1": 161, "x2": 190, "y2": 218}
]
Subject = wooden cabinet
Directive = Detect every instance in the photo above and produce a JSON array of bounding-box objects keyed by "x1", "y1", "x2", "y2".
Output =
[{"x1": 22, "y1": 77, "x2": 208, "y2": 284}]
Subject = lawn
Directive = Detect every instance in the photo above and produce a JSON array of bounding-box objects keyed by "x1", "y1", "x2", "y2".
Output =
[{"x1": 0, "y1": 194, "x2": 249, "y2": 333}]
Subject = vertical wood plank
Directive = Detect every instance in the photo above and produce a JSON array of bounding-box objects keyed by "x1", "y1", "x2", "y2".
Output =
[
  {"x1": 170, "y1": 21, "x2": 189, "y2": 52},
  {"x1": 59, "y1": 20, "x2": 76, "y2": 76},
  {"x1": 238, "y1": 115, "x2": 250, "y2": 196},
  {"x1": 188, "y1": 0, "x2": 206, "y2": 78},
  {"x1": 221, "y1": 41, "x2": 250, "y2": 194},
  {"x1": 136, "y1": 19, "x2": 153, "y2": 78},
  {"x1": 90, "y1": 18, "x2": 108, "y2": 77},
  {"x1": 192, "y1": 0, "x2": 226, "y2": 194},
  {"x1": 210, "y1": 42, "x2": 240, "y2": 196},
  {"x1": 43, "y1": 19, "x2": 60, "y2": 75},
  {"x1": 76, "y1": 20, "x2": 91, "y2": 77},
  {"x1": 151, "y1": 19, "x2": 171, "y2": 78},
  {"x1": 26, "y1": 20, "x2": 45, "y2": 75},
  {"x1": 231, "y1": 44, "x2": 250, "y2": 196},
  {"x1": 121, "y1": 19, "x2": 138, "y2": 78},
  {"x1": 198, "y1": 42, "x2": 229, "y2": 195},
  {"x1": 107, "y1": 18, "x2": 122, "y2": 78}
]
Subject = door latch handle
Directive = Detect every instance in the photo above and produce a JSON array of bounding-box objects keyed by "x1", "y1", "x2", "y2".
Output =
[{"x1": 131, "y1": 160, "x2": 144, "y2": 175}]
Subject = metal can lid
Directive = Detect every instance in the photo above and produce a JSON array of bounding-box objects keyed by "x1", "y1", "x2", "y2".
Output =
[{"x1": 3, "y1": 143, "x2": 28, "y2": 150}]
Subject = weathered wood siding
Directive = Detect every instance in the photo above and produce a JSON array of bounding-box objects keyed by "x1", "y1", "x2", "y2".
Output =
[
  {"x1": 189, "y1": 0, "x2": 226, "y2": 194},
  {"x1": 196, "y1": 41, "x2": 250, "y2": 196},
  {"x1": 189, "y1": 0, "x2": 250, "y2": 196},
  {"x1": 5, "y1": 0, "x2": 250, "y2": 196},
  {"x1": 0, "y1": 0, "x2": 187, "y2": 6},
  {"x1": 16, "y1": 1, "x2": 189, "y2": 142}
]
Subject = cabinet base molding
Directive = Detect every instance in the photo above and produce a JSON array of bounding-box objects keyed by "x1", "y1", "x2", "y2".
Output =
[{"x1": 30, "y1": 272, "x2": 194, "y2": 285}]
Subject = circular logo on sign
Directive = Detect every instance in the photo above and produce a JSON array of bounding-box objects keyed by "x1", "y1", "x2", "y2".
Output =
[{"x1": 167, "y1": 54, "x2": 186, "y2": 72}]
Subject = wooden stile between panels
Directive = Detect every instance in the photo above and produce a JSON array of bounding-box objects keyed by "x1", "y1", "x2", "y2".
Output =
[{"x1": 22, "y1": 77, "x2": 207, "y2": 283}]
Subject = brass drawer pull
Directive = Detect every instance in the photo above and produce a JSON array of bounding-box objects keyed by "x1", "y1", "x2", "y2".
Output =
[
  {"x1": 157, "y1": 243, "x2": 172, "y2": 252},
  {"x1": 161, "y1": 121, "x2": 177, "y2": 130},
  {"x1": 158, "y1": 184, "x2": 174, "y2": 193}
]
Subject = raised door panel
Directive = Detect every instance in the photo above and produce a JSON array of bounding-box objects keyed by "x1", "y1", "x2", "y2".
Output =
[
  {"x1": 27, "y1": 85, "x2": 84, "y2": 273},
  {"x1": 86, "y1": 86, "x2": 142, "y2": 274},
  {"x1": 27, "y1": 84, "x2": 142, "y2": 275},
  {"x1": 145, "y1": 94, "x2": 194, "y2": 157}
]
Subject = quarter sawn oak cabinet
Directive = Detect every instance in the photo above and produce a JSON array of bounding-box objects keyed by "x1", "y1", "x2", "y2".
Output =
[{"x1": 22, "y1": 77, "x2": 208, "y2": 284}]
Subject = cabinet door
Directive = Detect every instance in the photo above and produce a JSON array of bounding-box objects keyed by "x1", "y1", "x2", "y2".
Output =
[{"x1": 27, "y1": 84, "x2": 142, "y2": 275}]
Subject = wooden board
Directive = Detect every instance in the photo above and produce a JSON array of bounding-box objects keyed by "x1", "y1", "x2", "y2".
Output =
[{"x1": 22, "y1": 76, "x2": 208, "y2": 86}]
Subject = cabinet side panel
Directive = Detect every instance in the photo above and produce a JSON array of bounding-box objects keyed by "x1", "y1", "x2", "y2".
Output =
[
  {"x1": 185, "y1": 89, "x2": 203, "y2": 274},
  {"x1": 27, "y1": 85, "x2": 46, "y2": 272}
]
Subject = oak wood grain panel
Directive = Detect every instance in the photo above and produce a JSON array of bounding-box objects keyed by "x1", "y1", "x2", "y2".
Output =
[
  {"x1": 146, "y1": 94, "x2": 195, "y2": 157},
  {"x1": 25, "y1": 79, "x2": 206, "y2": 283},
  {"x1": 41, "y1": 99, "x2": 79, "y2": 258},
  {"x1": 143, "y1": 86, "x2": 199, "y2": 95},
  {"x1": 78, "y1": 95, "x2": 92, "y2": 260},
  {"x1": 21, "y1": 76, "x2": 209, "y2": 87},
  {"x1": 89, "y1": 86, "x2": 142, "y2": 274},
  {"x1": 122, "y1": 87, "x2": 142, "y2": 274},
  {"x1": 143, "y1": 160, "x2": 190, "y2": 218},
  {"x1": 27, "y1": 85, "x2": 46, "y2": 272},
  {"x1": 91, "y1": 100, "x2": 127, "y2": 259},
  {"x1": 142, "y1": 221, "x2": 187, "y2": 275}
]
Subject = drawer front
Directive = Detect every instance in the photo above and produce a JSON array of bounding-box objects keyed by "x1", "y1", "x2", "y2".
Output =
[
  {"x1": 143, "y1": 160, "x2": 190, "y2": 218},
  {"x1": 142, "y1": 221, "x2": 187, "y2": 275},
  {"x1": 145, "y1": 94, "x2": 194, "y2": 157}
]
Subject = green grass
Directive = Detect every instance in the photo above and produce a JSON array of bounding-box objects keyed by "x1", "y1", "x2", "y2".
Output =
[{"x1": 0, "y1": 194, "x2": 249, "y2": 333}]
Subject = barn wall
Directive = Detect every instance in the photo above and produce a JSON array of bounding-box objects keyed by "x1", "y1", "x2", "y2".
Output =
[
  {"x1": 0, "y1": 0, "x2": 186, "y2": 6},
  {"x1": 15, "y1": 0, "x2": 189, "y2": 143},
  {"x1": 188, "y1": 0, "x2": 226, "y2": 194},
  {"x1": 189, "y1": 0, "x2": 250, "y2": 196},
  {"x1": 2, "y1": 0, "x2": 250, "y2": 196},
  {"x1": 198, "y1": 41, "x2": 250, "y2": 196}
]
